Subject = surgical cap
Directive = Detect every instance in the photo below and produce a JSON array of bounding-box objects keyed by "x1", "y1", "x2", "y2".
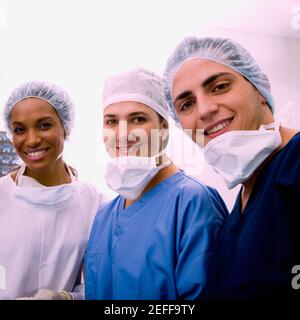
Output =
[
  {"x1": 102, "y1": 68, "x2": 169, "y2": 121},
  {"x1": 163, "y1": 37, "x2": 274, "y2": 120},
  {"x1": 4, "y1": 81, "x2": 75, "y2": 135}
]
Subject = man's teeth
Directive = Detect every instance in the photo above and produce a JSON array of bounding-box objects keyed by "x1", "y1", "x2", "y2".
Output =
[
  {"x1": 28, "y1": 149, "x2": 47, "y2": 157},
  {"x1": 207, "y1": 120, "x2": 231, "y2": 135}
]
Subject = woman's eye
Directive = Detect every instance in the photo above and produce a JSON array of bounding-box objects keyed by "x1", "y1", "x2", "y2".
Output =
[
  {"x1": 39, "y1": 122, "x2": 52, "y2": 130},
  {"x1": 13, "y1": 127, "x2": 24, "y2": 134},
  {"x1": 213, "y1": 82, "x2": 230, "y2": 93},
  {"x1": 106, "y1": 119, "x2": 117, "y2": 126},
  {"x1": 132, "y1": 117, "x2": 146, "y2": 124}
]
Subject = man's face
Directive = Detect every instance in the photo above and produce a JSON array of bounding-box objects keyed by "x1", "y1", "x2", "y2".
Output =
[{"x1": 172, "y1": 59, "x2": 272, "y2": 146}]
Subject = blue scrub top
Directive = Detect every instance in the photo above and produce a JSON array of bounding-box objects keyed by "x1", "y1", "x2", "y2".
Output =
[
  {"x1": 84, "y1": 171, "x2": 228, "y2": 300},
  {"x1": 211, "y1": 133, "x2": 300, "y2": 299}
]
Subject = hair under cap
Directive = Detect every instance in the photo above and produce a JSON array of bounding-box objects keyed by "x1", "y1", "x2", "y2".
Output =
[
  {"x1": 4, "y1": 80, "x2": 75, "y2": 135},
  {"x1": 163, "y1": 36, "x2": 274, "y2": 120}
]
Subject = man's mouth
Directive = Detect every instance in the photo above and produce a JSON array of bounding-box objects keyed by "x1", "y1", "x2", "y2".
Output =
[{"x1": 205, "y1": 117, "x2": 233, "y2": 136}]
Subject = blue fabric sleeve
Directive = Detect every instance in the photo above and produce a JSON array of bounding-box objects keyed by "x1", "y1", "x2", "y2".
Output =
[{"x1": 175, "y1": 185, "x2": 228, "y2": 299}]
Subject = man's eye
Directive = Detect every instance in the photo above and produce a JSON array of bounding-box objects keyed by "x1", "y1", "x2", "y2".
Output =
[
  {"x1": 13, "y1": 127, "x2": 24, "y2": 134},
  {"x1": 213, "y1": 83, "x2": 230, "y2": 93},
  {"x1": 180, "y1": 100, "x2": 194, "y2": 112}
]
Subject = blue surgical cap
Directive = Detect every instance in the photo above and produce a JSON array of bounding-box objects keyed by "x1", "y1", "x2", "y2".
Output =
[
  {"x1": 4, "y1": 81, "x2": 75, "y2": 135},
  {"x1": 163, "y1": 37, "x2": 274, "y2": 120}
]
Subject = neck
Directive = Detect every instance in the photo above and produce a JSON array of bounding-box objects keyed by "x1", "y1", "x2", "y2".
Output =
[
  {"x1": 24, "y1": 158, "x2": 71, "y2": 187},
  {"x1": 241, "y1": 126, "x2": 299, "y2": 212},
  {"x1": 124, "y1": 163, "x2": 180, "y2": 208}
]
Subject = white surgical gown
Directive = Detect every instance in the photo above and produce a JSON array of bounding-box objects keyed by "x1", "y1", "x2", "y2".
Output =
[{"x1": 0, "y1": 171, "x2": 105, "y2": 300}]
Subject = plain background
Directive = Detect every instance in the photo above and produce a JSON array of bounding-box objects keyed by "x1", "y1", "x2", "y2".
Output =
[{"x1": 1, "y1": 0, "x2": 299, "y2": 209}]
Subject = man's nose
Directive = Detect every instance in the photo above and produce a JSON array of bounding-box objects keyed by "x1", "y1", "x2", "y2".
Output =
[{"x1": 197, "y1": 95, "x2": 218, "y2": 120}]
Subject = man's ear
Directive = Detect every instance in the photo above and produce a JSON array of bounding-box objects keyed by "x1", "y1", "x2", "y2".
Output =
[
  {"x1": 162, "y1": 119, "x2": 169, "y2": 130},
  {"x1": 257, "y1": 92, "x2": 267, "y2": 107}
]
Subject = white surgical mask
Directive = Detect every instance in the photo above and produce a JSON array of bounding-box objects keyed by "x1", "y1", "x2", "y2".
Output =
[
  {"x1": 13, "y1": 164, "x2": 77, "y2": 205},
  {"x1": 203, "y1": 122, "x2": 282, "y2": 189},
  {"x1": 104, "y1": 155, "x2": 170, "y2": 200}
]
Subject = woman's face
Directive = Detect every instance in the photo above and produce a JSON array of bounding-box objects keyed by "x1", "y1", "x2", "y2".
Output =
[
  {"x1": 10, "y1": 97, "x2": 66, "y2": 175},
  {"x1": 103, "y1": 101, "x2": 167, "y2": 158}
]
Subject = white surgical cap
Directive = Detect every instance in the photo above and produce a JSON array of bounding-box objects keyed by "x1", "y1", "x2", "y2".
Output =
[
  {"x1": 102, "y1": 68, "x2": 169, "y2": 121},
  {"x1": 4, "y1": 81, "x2": 75, "y2": 135},
  {"x1": 163, "y1": 37, "x2": 274, "y2": 120}
]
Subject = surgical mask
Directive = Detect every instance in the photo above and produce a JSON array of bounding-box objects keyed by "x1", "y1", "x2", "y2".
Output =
[
  {"x1": 13, "y1": 164, "x2": 77, "y2": 205},
  {"x1": 104, "y1": 155, "x2": 171, "y2": 200},
  {"x1": 203, "y1": 122, "x2": 282, "y2": 189}
]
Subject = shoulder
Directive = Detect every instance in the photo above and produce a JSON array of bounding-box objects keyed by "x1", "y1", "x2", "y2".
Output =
[
  {"x1": 272, "y1": 132, "x2": 300, "y2": 192},
  {"x1": 173, "y1": 172, "x2": 229, "y2": 220},
  {"x1": 176, "y1": 172, "x2": 226, "y2": 204},
  {"x1": 90, "y1": 196, "x2": 121, "y2": 231},
  {"x1": 274, "y1": 132, "x2": 300, "y2": 173},
  {"x1": 0, "y1": 172, "x2": 15, "y2": 187},
  {"x1": 74, "y1": 179, "x2": 110, "y2": 208},
  {"x1": 174, "y1": 172, "x2": 215, "y2": 196},
  {"x1": 75, "y1": 179, "x2": 104, "y2": 197},
  {"x1": 95, "y1": 195, "x2": 120, "y2": 216}
]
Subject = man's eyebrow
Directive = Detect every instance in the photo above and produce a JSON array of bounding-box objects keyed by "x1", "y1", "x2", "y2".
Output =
[
  {"x1": 173, "y1": 72, "x2": 235, "y2": 104},
  {"x1": 202, "y1": 72, "x2": 235, "y2": 87},
  {"x1": 173, "y1": 91, "x2": 193, "y2": 105}
]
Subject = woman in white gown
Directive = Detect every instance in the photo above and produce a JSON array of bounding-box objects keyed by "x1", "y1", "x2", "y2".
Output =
[{"x1": 0, "y1": 81, "x2": 107, "y2": 300}]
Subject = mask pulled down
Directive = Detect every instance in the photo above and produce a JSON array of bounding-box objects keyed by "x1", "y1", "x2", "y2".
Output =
[
  {"x1": 104, "y1": 155, "x2": 170, "y2": 200},
  {"x1": 203, "y1": 123, "x2": 282, "y2": 189}
]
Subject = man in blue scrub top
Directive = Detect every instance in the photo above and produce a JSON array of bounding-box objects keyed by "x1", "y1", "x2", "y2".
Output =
[
  {"x1": 84, "y1": 68, "x2": 228, "y2": 300},
  {"x1": 164, "y1": 37, "x2": 300, "y2": 299}
]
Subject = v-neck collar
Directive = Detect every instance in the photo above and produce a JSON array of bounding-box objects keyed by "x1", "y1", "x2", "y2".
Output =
[{"x1": 117, "y1": 171, "x2": 184, "y2": 218}]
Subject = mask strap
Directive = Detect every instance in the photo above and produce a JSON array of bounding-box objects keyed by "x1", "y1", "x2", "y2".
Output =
[
  {"x1": 65, "y1": 164, "x2": 77, "y2": 182},
  {"x1": 263, "y1": 121, "x2": 280, "y2": 131},
  {"x1": 15, "y1": 164, "x2": 26, "y2": 187}
]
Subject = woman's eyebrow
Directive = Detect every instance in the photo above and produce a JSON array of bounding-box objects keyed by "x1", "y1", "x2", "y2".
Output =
[
  {"x1": 128, "y1": 112, "x2": 148, "y2": 117},
  {"x1": 103, "y1": 114, "x2": 116, "y2": 118},
  {"x1": 36, "y1": 116, "x2": 55, "y2": 122}
]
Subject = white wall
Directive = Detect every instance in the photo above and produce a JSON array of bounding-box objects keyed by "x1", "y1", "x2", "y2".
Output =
[{"x1": 0, "y1": 1, "x2": 299, "y2": 208}]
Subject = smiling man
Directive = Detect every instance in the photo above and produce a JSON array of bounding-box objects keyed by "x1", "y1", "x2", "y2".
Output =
[{"x1": 163, "y1": 37, "x2": 300, "y2": 299}]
